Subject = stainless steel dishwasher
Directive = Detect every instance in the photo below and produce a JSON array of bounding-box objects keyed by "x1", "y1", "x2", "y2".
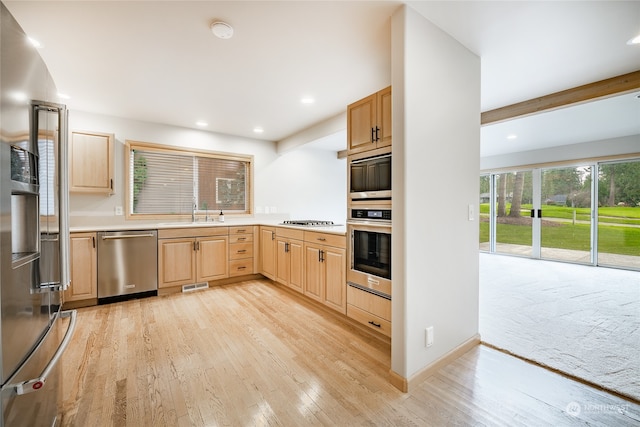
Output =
[{"x1": 97, "y1": 230, "x2": 158, "y2": 303}]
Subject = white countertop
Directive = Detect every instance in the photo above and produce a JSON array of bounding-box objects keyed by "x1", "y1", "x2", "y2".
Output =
[{"x1": 70, "y1": 219, "x2": 346, "y2": 235}]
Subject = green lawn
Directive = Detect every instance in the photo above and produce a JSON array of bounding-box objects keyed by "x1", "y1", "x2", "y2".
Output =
[
  {"x1": 479, "y1": 221, "x2": 640, "y2": 256},
  {"x1": 479, "y1": 203, "x2": 640, "y2": 225}
]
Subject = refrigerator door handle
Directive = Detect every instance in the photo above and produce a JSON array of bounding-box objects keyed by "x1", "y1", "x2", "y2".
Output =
[
  {"x1": 58, "y1": 107, "x2": 71, "y2": 291},
  {"x1": 13, "y1": 310, "x2": 77, "y2": 395}
]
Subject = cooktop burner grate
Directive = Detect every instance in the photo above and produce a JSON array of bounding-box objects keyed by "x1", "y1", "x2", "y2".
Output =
[{"x1": 281, "y1": 220, "x2": 336, "y2": 226}]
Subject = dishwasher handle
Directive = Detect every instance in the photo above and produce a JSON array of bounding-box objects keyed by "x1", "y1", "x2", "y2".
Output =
[{"x1": 101, "y1": 233, "x2": 156, "y2": 240}]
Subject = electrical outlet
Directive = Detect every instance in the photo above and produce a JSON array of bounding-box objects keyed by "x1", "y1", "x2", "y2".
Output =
[
  {"x1": 115, "y1": 206, "x2": 123, "y2": 216},
  {"x1": 426, "y1": 326, "x2": 434, "y2": 347}
]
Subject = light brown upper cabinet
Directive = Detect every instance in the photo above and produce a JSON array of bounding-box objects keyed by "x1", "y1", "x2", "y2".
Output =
[
  {"x1": 347, "y1": 86, "x2": 391, "y2": 154},
  {"x1": 70, "y1": 130, "x2": 115, "y2": 194}
]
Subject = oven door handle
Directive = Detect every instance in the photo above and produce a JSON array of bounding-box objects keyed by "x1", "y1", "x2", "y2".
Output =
[{"x1": 14, "y1": 310, "x2": 77, "y2": 395}]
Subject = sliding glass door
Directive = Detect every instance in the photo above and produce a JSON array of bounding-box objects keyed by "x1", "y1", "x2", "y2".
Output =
[
  {"x1": 479, "y1": 175, "x2": 491, "y2": 251},
  {"x1": 494, "y1": 171, "x2": 533, "y2": 257},
  {"x1": 597, "y1": 159, "x2": 640, "y2": 269},
  {"x1": 540, "y1": 166, "x2": 592, "y2": 264},
  {"x1": 481, "y1": 159, "x2": 640, "y2": 271}
]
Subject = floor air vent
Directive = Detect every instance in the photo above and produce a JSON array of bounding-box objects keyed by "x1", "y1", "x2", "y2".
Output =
[{"x1": 182, "y1": 283, "x2": 209, "y2": 293}]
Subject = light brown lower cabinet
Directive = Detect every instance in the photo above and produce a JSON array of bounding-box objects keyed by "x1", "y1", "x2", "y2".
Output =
[
  {"x1": 65, "y1": 232, "x2": 98, "y2": 302},
  {"x1": 275, "y1": 228, "x2": 304, "y2": 293},
  {"x1": 196, "y1": 236, "x2": 229, "y2": 281},
  {"x1": 228, "y1": 226, "x2": 254, "y2": 277},
  {"x1": 346, "y1": 285, "x2": 391, "y2": 337},
  {"x1": 158, "y1": 228, "x2": 228, "y2": 288},
  {"x1": 303, "y1": 231, "x2": 346, "y2": 314},
  {"x1": 259, "y1": 226, "x2": 277, "y2": 280}
]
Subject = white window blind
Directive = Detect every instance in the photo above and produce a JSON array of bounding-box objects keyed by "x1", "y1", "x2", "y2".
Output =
[{"x1": 129, "y1": 143, "x2": 250, "y2": 216}]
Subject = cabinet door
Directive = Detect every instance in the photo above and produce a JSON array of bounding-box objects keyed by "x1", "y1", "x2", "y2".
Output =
[
  {"x1": 197, "y1": 236, "x2": 228, "y2": 281},
  {"x1": 323, "y1": 246, "x2": 346, "y2": 313},
  {"x1": 376, "y1": 86, "x2": 392, "y2": 149},
  {"x1": 288, "y1": 239, "x2": 304, "y2": 293},
  {"x1": 347, "y1": 93, "x2": 376, "y2": 154},
  {"x1": 69, "y1": 130, "x2": 114, "y2": 194},
  {"x1": 304, "y1": 244, "x2": 323, "y2": 303},
  {"x1": 260, "y1": 227, "x2": 276, "y2": 279},
  {"x1": 158, "y1": 238, "x2": 196, "y2": 288},
  {"x1": 275, "y1": 237, "x2": 289, "y2": 285},
  {"x1": 65, "y1": 233, "x2": 97, "y2": 302}
]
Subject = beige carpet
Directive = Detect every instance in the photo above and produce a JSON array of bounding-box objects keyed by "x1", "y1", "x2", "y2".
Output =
[{"x1": 479, "y1": 253, "x2": 640, "y2": 401}]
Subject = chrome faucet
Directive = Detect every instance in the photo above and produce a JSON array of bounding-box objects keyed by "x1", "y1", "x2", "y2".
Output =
[{"x1": 192, "y1": 198, "x2": 197, "y2": 222}]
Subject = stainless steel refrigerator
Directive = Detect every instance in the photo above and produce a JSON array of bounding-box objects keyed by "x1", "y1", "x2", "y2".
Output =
[{"x1": 1, "y1": 3, "x2": 77, "y2": 426}]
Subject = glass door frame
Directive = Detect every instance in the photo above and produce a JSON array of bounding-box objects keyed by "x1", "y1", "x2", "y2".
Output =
[{"x1": 482, "y1": 164, "x2": 597, "y2": 266}]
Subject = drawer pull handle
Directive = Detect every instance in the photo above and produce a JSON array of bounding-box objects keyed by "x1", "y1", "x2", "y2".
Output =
[
  {"x1": 237, "y1": 237, "x2": 246, "y2": 241},
  {"x1": 236, "y1": 229, "x2": 246, "y2": 233},
  {"x1": 317, "y1": 237, "x2": 326, "y2": 241},
  {"x1": 237, "y1": 266, "x2": 246, "y2": 270},
  {"x1": 237, "y1": 249, "x2": 247, "y2": 253},
  {"x1": 368, "y1": 321, "x2": 381, "y2": 328}
]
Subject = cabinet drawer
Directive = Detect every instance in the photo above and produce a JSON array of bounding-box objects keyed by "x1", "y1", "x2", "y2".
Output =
[
  {"x1": 276, "y1": 227, "x2": 304, "y2": 240},
  {"x1": 229, "y1": 242, "x2": 253, "y2": 259},
  {"x1": 229, "y1": 226, "x2": 252, "y2": 235},
  {"x1": 229, "y1": 234, "x2": 253, "y2": 244},
  {"x1": 347, "y1": 285, "x2": 391, "y2": 321},
  {"x1": 229, "y1": 259, "x2": 253, "y2": 277},
  {"x1": 347, "y1": 304, "x2": 391, "y2": 337},
  {"x1": 159, "y1": 227, "x2": 228, "y2": 239},
  {"x1": 304, "y1": 231, "x2": 346, "y2": 248}
]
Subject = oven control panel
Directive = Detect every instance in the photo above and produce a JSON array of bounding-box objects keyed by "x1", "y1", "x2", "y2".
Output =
[{"x1": 351, "y1": 208, "x2": 391, "y2": 221}]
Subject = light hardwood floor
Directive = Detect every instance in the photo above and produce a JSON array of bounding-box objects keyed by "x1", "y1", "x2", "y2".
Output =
[{"x1": 60, "y1": 279, "x2": 640, "y2": 426}]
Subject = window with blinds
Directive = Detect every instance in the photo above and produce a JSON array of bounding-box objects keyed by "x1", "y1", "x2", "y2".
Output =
[{"x1": 126, "y1": 141, "x2": 252, "y2": 217}]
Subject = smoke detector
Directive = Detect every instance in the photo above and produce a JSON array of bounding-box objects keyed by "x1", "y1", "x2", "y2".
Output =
[{"x1": 211, "y1": 21, "x2": 234, "y2": 39}]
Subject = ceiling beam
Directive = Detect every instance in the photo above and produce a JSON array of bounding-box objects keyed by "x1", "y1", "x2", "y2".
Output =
[{"x1": 481, "y1": 70, "x2": 640, "y2": 125}]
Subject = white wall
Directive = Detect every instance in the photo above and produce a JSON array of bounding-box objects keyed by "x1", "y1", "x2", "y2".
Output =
[
  {"x1": 68, "y1": 111, "x2": 346, "y2": 226},
  {"x1": 481, "y1": 134, "x2": 640, "y2": 170},
  {"x1": 391, "y1": 6, "x2": 480, "y2": 380}
]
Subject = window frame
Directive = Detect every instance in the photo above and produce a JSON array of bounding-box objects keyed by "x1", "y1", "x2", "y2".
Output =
[{"x1": 125, "y1": 140, "x2": 253, "y2": 220}]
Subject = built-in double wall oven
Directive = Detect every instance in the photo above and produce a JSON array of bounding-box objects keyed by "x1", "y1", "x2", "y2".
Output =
[
  {"x1": 347, "y1": 145, "x2": 392, "y2": 300},
  {"x1": 347, "y1": 208, "x2": 391, "y2": 298}
]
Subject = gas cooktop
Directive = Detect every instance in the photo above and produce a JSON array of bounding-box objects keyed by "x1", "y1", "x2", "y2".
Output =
[{"x1": 281, "y1": 220, "x2": 338, "y2": 227}]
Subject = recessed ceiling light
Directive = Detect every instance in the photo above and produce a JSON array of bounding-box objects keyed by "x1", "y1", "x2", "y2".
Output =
[
  {"x1": 253, "y1": 127, "x2": 264, "y2": 134},
  {"x1": 626, "y1": 34, "x2": 640, "y2": 45},
  {"x1": 301, "y1": 97, "x2": 315, "y2": 104},
  {"x1": 196, "y1": 121, "x2": 208, "y2": 127},
  {"x1": 211, "y1": 21, "x2": 234, "y2": 39},
  {"x1": 506, "y1": 134, "x2": 518, "y2": 140},
  {"x1": 27, "y1": 37, "x2": 42, "y2": 48}
]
